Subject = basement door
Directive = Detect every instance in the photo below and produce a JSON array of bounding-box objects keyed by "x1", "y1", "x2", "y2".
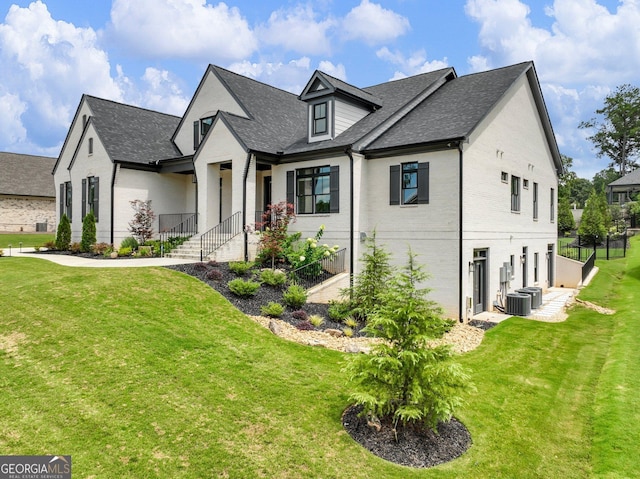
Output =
[{"x1": 473, "y1": 249, "x2": 488, "y2": 315}]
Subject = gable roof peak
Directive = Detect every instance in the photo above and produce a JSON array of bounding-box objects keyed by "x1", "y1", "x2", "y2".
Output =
[{"x1": 299, "y1": 70, "x2": 382, "y2": 107}]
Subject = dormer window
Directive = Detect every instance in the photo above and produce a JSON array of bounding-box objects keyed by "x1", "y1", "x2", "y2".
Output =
[
  {"x1": 313, "y1": 102, "x2": 327, "y2": 135},
  {"x1": 201, "y1": 116, "x2": 214, "y2": 137}
]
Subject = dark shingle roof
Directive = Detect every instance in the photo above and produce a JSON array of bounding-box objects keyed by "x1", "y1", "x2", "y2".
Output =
[
  {"x1": 306, "y1": 71, "x2": 382, "y2": 107},
  {"x1": 211, "y1": 67, "x2": 307, "y2": 154},
  {"x1": 609, "y1": 169, "x2": 640, "y2": 187},
  {"x1": 85, "y1": 96, "x2": 181, "y2": 164},
  {"x1": 283, "y1": 68, "x2": 454, "y2": 155},
  {"x1": 0, "y1": 152, "x2": 56, "y2": 197},
  {"x1": 365, "y1": 62, "x2": 531, "y2": 151}
]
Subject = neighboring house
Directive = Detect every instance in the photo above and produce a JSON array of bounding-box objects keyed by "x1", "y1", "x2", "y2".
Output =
[
  {"x1": 54, "y1": 61, "x2": 562, "y2": 321},
  {"x1": 607, "y1": 169, "x2": 640, "y2": 204},
  {"x1": 0, "y1": 151, "x2": 56, "y2": 232}
]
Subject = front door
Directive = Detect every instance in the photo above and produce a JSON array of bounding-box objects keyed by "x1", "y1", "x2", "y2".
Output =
[
  {"x1": 473, "y1": 249, "x2": 488, "y2": 315},
  {"x1": 547, "y1": 243, "x2": 555, "y2": 286}
]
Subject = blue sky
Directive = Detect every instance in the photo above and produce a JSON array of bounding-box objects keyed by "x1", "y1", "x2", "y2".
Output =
[{"x1": 0, "y1": 0, "x2": 636, "y2": 179}]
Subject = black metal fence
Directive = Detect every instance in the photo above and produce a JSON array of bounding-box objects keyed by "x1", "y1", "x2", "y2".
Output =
[
  {"x1": 159, "y1": 213, "x2": 197, "y2": 233},
  {"x1": 582, "y1": 252, "x2": 596, "y2": 283},
  {"x1": 290, "y1": 248, "x2": 346, "y2": 289},
  {"x1": 558, "y1": 232, "x2": 629, "y2": 261}
]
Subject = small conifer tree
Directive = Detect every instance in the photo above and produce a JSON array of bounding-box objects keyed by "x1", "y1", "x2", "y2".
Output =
[
  {"x1": 578, "y1": 191, "x2": 607, "y2": 245},
  {"x1": 81, "y1": 211, "x2": 97, "y2": 252},
  {"x1": 55, "y1": 214, "x2": 71, "y2": 250},
  {"x1": 345, "y1": 250, "x2": 472, "y2": 433}
]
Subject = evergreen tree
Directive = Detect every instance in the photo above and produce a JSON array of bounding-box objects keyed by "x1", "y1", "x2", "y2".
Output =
[
  {"x1": 81, "y1": 211, "x2": 97, "y2": 252},
  {"x1": 578, "y1": 191, "x2": 607, "y2": 245},
  {"x1": 557, "y1": 197, "x2": 576, "y2": 235},
  {"x1": 348, "y1": 230, "x2": 393, "y2": 320},
  {"x1": 345, "y1": 250, "x2": 472, "y2": 432},
  {"x1": 55, "y1": 214, "x2": 71, "y2": 250}
]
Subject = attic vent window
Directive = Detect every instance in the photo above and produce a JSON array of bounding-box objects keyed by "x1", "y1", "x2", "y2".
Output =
[{"x1": 313, "y1": 102, "x2": 327, "y2": 135}]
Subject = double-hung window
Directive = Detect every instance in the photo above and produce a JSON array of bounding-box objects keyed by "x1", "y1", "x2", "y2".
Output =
[
  {"x1": 511, "y1": 175, "x2": 521, "y2": 212},
  {"x1": 313, "y1": 102, "x2": 327, "y2": 135},
  {"x1": 533, "y1": 182, "x2": 539, "y2": 219},
  {"x1": 550, "y1": 188, "x2": 555, "y2": 222},
  {"x1": 60, "y1": 181, "x2": 72, "y2": 222},
  {"x1": 389, "y1": 162, "x2": 429, "y2": 205},
  {"x1": 287, "y1": 166, "x2": 339, "y2": 214}
]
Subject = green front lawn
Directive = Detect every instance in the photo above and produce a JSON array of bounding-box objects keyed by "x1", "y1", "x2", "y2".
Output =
[
  {"x1": 0, "y1": 232, "x2": 54, "y2": 248},
  {"x1": 0, "y1": 240, "x2": 639, "y2": 477}
]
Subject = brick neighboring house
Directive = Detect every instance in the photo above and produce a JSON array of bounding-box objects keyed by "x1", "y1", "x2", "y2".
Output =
[
  {"x1": 0, "y1": 152, "x2": 56, "y2": 232},
  {"x1": 54, "y1": 61, "x2": 562, "y2": 320}
]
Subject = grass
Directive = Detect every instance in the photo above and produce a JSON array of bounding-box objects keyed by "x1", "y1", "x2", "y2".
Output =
[
  {"x1": 0, "y1": 242, "x2": 639, "y2": 477},
  {"x1": 0, "y1": 232, "x2": 54, "y2": 248}
]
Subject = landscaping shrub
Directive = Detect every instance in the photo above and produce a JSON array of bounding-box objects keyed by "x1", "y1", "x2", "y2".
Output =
[
  {"x1": 136, "y1": 246, "x2": 152, "y2": 257},
  {"x1": 55, "y1": 214, "x2": 71, "y2": 250},
  {"x1": 43, "y1": 240, "x2": 56, "y2": 250},
  {"x1": 328, "y1": 300, "x2": 352, "y2": 321},
  {"x1": 343, "y1": 326, "x2": 354, "y2": 338},
  {"x1": 118, "y1": 246, "x2": 132, "y2": 257},
  {"x1": 194, "y1": 262, "x2": 209, "y2": 271},
  {"x1": 308, "y1": 314, "x2": 325, "y2": 327},
  {"x1": 260, "y1": 269, "x2": 287, "y2": 286},
  {"x1": 228, "y1": 278, "x2": 260, "y2": 297},
  {"x1": 291, "y1": 310, "x2": 308, "y2": 321},
  {"x1": 92, "y1": 242, "x2": 111, "y2": 255},
  {"x1": 343, "y1": 317, "x2": 358, "y2": 328},
  {"x1": 229, "y1": 261, "x2": 255, "y2": 276},
  {"x1": 287, "y1": 225, "x2": 340, "y2": 276},
  {"x1": 120, "y1": 236, "x2": 140, "y2": 251},
  {"x1": 283, "y1": 284, "x2": 307, "y2": 308},
  {"x1": 69, "y1": 242, "x2": 82, "y2": 253},
  {"x1": 296, "y1": 320, "x2": 314, "y2": 331},
  {"x1": 81, "y1": 211, "x2": 97, "y2": 252},
  {"x1": 207, "y1": 260, "x2": 219, "y2": 267},
  {"x1": 206, "y1": 269, "x2": 223, "y2": 281},
  {"x1": 261, "y1": 302, "x2": 284, "y2": 318},
  {"x1": 256, "y1": 201, "x2": 296, "y2": 268}
]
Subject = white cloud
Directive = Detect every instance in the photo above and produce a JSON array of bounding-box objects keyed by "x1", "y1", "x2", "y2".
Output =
[
  {"x1": 227, "y1": 57, "x2": 346, "y2": 94},
  {"x1": 109, "y1": 0, "x2": 257, "y2": 61},
  {"x1": 0, "y1": 91, "x2": 27, "y2": 146},
  {"x1": 467, "y1": 54, "x2": 492, "y2": 72},
  {"x1": 342, "y1": 0, "x2": 410, "y2": 45},
  {"x1": 0, "y1": 1, "x2": 123, "y2": 151},
  {"x1": 258, "y1": 5, "x2": 335, "y2": 55},
  {"x1": 376, "y1": 47, "x2": 449, "y2": 80},
  {"x1": 464, "y1": 0, "x2": 640, "y2": 84},
  {"x1": 139, "y1": 68, "x2": 189, "y2": 116}
]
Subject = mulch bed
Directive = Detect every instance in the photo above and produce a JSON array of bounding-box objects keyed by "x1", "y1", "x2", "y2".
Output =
[{"x1": 342, "y1": 405, "x2": 472, "y2": 468}]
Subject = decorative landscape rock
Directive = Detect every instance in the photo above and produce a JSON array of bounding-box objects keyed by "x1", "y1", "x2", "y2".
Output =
[{"x1": 324, "y1": 328, "x2": 343, "y2": 337}]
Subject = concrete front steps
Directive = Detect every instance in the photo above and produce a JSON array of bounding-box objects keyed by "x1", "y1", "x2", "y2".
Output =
[{"x1": 165, "y1": 234, "x2": 257, "y2": 262}]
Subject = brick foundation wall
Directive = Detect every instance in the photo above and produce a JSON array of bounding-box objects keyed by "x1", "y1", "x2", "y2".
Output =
[{"x1": 0, "y1": 196, "x2": 56, "y2": 232}]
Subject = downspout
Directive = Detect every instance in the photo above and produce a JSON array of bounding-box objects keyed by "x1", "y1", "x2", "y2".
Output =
[
  {"x1": 345, "y1": 147, "x2": 355, "y2": 291},
  {"x1": 458, "y1": 142, "x2": 464, "y2": 323},
  {"x1": 242, "y1": 152, "x2": 252, "y2": 262},
  {"x1": 110, "y1": 162, "x2": 117, "y2": 245}
]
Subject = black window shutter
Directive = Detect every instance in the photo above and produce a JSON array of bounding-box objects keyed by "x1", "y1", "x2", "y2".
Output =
[
  {"x1": 329, "y1": 165, "x2": 339, "y2": 213},
  {"x1": 59, "y1": 183, "x2": 64, "y2": 218},
  {"x1": 193, "y1": 120, "x2": 199, "y2": 150},
  {"x1": 417, "y1": 162, "x2": 429, "y2": 204},
  {"x1": 93, "y1": 177, "x2": 99, "y2": 222},
  {"x1": 81, "y1": 178, "x2": 87, "y2": 219},
  {"x1": 389, "y1": 165, "x2": 400, "y2": 205},
  {"x1": 286, "y1": 171, "x2": 295, "y2": 207},
  {"x1": 68, "y1": 183, "x2": 72, "y2": 222}
]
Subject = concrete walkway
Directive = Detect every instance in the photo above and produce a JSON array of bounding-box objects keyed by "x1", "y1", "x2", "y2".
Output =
[{"x1": 8, "y1": 248, "x2": 198, "y2": 268}]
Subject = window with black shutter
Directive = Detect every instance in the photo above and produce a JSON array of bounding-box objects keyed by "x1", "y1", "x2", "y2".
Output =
[
  {"x1": 390, "y1": 162, "x2": 429, "y2": 205},
  {"x1": 286, "y1": 165, "x2": 339, "y2": 214}
]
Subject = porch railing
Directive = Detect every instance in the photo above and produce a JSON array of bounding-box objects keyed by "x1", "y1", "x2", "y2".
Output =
[
  {"x1": 200, "y1": 211, "x2": 243, "y2": 261},
  {"x1": 290, "y1": 248, "x2": 347, "y2": 289},
  {"x1": 159, "y1": 213, "x2": 196, "y2": 233},
  {"x1": 158, "y1": 213, "x2": 197, "y2": 257}
]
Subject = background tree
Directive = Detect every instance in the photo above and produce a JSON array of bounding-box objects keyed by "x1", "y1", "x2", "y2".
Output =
[
  {"x1": 558, "y1": 154, "x2": 591, "y2": 208},
  {"x1": 557, "y1": 197, "x2": 576, "y2": 235},
  {"x1": 578, "y1": 191, "x2": 607, "y2": 245},
  {"x1": 55, "y1": 214, "x2": 71, "y2": 250},
  {"x1": 81, "y1": 211, "x2": 97, "y2": 252},
  {"x1": 579, "y1": 84, "x2": 640, "y2": 176},
  {"x1": 592, "y1": 167, "x2": 621, "y2": 194},
  {"x1": 345, "y1": 250, "x2": 472, "y2": 433},
  {"x1": 128, "y1": 200, "x2": 156, "y2": 244}
]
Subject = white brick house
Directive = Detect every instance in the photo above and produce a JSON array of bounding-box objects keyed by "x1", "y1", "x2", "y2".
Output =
[{"x1": 53, "y1": 61, "x2": 562, "y2": 321}]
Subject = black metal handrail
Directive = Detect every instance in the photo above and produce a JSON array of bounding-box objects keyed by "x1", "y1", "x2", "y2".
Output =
[
  {"x1": 159, "y1": 213, "x2": 196, "y2": 232},
  {"x1": 200, "y1": 211, "x2": 242, "y2": 261},
  {"x1": 159, "y1": 214, "x2": 197, "y2": 256},
  {"x1": 290, "y1": 248, "x2": 346, "y2": 289},
  {"x1": 582, "y1": 252, "x2": 596, "y2": 283}
]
